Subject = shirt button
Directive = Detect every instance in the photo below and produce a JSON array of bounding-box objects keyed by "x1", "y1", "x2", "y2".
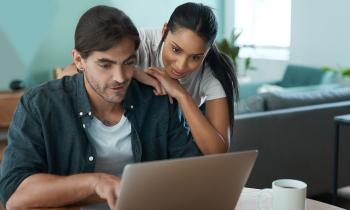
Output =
[
  {"x1": 82, "y1": 124, "x2": 86, "y2": 128},
  {"x1": 88, "y1": 156, "x2": 94, "y2": 161},
  {"x1": 130, "y1": 105, "x2": 134, "y2": 109},
  {"x1": 88, "y1": 112, "x2": 92, "y2": 116},
  {"x1": 79, "y1": 112, "x2": 83, "y2": 116}
]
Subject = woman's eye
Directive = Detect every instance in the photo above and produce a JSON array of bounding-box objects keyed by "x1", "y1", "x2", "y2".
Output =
[
  {"x1": 192, "y1": 55, "x2": 201, "y2": 61},
  {"x1": 171, "y1": 46, "x2": 181, "y2": 54}
]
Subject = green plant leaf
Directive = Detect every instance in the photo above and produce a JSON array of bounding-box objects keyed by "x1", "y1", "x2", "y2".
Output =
[
  {"x1": 342, "y1": 68, "x2": 350, "y2": 77},
  {"x1": 321, "y1": 66, "x2": 337, "y2": 73}
]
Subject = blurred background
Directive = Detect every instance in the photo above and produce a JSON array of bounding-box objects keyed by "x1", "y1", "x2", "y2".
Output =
[
  {"x1": 0, "y1": 0, "x2": 349, "y2": 90},
  {"x1": 1, "y1": 1, "x2": 350, "y2": 208}
]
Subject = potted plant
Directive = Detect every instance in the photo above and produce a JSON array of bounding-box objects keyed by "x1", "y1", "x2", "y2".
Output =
[
  {"x1": 321, "y1": 66, "x2": 350, "y2": 85},
  {"x1": 217, "y1": 29, "x2": 254, "y2": 76}
]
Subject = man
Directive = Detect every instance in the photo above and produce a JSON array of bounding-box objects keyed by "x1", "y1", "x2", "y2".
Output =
[{"x1": 0, "y1": 5, "x2": 201, "y2": 210}]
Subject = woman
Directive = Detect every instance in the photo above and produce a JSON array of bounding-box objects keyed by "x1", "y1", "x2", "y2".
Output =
[{"x1": 63, "y1": 2, "x2": 238, "y2": 155}]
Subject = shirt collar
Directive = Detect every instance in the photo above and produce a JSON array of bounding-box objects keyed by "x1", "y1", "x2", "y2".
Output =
[
  {"x1": 75, "y1": 74, "x2": 144, "y2": 118},
  {"x1": 75, "y1": 73, "x2": 92, "y2": 119}
]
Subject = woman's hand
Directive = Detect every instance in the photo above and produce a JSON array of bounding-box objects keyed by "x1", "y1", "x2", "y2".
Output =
[
  {"x1": 144, "y1": 67, "x2": 187, "y2": 101},
  {"x1": 133, "y1": 67, "x2": 166, "y2": 96}
]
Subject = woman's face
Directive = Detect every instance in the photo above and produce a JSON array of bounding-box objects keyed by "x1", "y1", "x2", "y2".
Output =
[{"x1": 162, "y1": 26, "x2": 210, "y2": 79}]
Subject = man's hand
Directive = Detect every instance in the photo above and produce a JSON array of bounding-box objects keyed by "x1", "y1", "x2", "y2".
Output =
[
  {"x1": 93, "y1": 173, "x2": 121, "y2": 210},
  {"x1": 5, "y1": 173, "x2": 121, "y2": 210}
]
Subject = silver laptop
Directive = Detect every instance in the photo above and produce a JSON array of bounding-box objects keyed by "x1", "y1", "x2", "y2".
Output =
[{"x1": 115, "y1": 150, "x2": 258, "y2": 210}]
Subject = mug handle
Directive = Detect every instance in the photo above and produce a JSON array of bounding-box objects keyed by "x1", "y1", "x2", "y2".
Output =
[{"x1": 257, "y1": 188, "x2": 273, "y2": 210}]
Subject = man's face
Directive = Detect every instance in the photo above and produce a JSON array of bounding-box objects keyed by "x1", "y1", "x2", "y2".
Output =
[{"x1": 77, "y1": 37, "x2": 137, "y2": 104}]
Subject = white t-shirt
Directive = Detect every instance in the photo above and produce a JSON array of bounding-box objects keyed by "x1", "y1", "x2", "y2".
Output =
[
  {"x1": 136, "y1": 29, "x2": 226, "y2": 106},
  {"x1": 86, "y1": 115, "x2": 133, "y2": 176}
]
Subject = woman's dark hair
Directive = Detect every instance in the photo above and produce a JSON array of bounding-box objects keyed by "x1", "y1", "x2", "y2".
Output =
[
  {"x1": 161, "y1": 2, "x2": 239, "y2": 137},
  {"x1": 75, "y1": 5, "x2": 140, "y2": 59}
]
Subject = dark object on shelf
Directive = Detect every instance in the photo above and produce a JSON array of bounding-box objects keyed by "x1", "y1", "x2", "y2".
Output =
[{"x1": 9, "y1": 80, "x2": 25, "y2": 91}]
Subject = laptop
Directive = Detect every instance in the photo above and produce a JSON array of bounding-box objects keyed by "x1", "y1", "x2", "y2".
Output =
[{"x1": 115, "y1": 150, "x2": 258, "y2": 210}]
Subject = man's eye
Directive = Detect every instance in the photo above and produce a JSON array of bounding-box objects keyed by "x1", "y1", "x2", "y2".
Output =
[
  {"x1": 100, "y1": 64, "x2": 111, "y2": 69},
  {"x1": 124, "y1": 60, "x2": 136, "y2": 66},
  {"x1": 172, "y1": 46, "x2": 181, "y2": 54}
]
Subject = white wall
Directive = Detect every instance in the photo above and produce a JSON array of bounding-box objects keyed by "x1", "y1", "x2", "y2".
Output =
[
  {"x1": 289, "y1": 0, "x2": 350, "y2": 68},
  {"x1": 0, "y1": 0, "x2": 221, "y2": 90},
  {"x1": 235, "y1": 0, "x2": 350, "y2": 83}
]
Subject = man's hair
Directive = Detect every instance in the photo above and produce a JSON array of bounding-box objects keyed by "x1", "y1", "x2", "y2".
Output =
[{"x1": 75, "y1": 5, "x2": 140, "y2": 59}]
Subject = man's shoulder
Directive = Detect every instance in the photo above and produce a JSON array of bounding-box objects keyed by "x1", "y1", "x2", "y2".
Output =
[
  {"x1": 128, "y1": 79, "x2": 158, "y2": 99},
  {"x1": 23, "y1": 75, "x2": 78, "y2": 105},
  {"x1": 127, "y1": 80, "x2": 173, "y2": 107}
]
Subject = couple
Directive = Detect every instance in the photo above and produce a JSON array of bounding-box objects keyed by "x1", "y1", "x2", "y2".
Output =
[{"x1": 0, "y1": 3, "x2": 238, "y2": 210}]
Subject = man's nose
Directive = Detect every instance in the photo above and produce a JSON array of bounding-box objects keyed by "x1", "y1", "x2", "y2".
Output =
[{"x1": 112, "y1": 65, "x2": 126, "y2": 84}]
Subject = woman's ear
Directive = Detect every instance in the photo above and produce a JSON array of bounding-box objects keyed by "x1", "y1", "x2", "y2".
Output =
[
  {"x1": 161, "y1": 23, "x2": 168, "y2": 37},
  {"x1": 72, "y1": 49, "x2": 85, "y2": 71}
]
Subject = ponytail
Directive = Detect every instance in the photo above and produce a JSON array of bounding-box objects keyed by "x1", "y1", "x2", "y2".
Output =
[{"x1": 203, "y1": 45, "x2": 239, "y2": 133}]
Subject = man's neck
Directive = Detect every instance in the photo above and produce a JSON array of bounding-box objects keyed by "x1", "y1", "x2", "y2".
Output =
[
  {"x1": 84, "y1": 78, "x2": 125, "y2": 126},
  {"x1": 91, "y1": 97, "x2": 125, "y2": 127}
]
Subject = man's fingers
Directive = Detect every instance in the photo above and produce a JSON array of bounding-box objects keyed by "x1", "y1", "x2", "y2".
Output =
[{"x1": 106, "y1": 194, "x2": 117, "y2": 210}]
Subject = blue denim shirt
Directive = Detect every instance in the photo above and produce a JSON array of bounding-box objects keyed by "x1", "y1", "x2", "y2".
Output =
[{"x1": 0, "y1": 73, "x2": 201, "y2": 205}]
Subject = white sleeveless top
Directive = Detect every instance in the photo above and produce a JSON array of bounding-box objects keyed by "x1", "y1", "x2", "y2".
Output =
[
  {"x1": 86, "y1": 115, "x2": 133, "y2": 176},
  {"x1": 136, "y1": 29, "x2": 226, "y2": 106}
]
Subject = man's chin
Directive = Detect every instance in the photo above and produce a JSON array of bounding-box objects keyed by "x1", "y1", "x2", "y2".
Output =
[{"x1": 103, "y1": 94, "x2": 125, "y2": 104}]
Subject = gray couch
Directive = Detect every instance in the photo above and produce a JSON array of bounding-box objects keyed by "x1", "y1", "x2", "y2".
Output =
[{"x1": 232, "y1": 86, "x2": 350, "y2": 196}]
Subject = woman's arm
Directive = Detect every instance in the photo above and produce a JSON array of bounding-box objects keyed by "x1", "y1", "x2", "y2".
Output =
[
  {"x1": 6, "y1": 173, "x2": 120, "y2": 210},
  {"x1": 133, "y1": 68, "x2": 166, "y2": 96},
  {"x1": 145, "y1": 67, "x2": 230, "y2": 154},
  {"x1": 61, "y1": 62, "x2": 166, "y2": 97}
]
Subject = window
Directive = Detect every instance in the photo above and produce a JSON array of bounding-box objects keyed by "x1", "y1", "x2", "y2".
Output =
[{"x1": 233, "y1": 0, "x2": 291, "y2": 60}]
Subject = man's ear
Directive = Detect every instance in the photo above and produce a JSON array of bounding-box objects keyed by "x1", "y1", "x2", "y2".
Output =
[
  {"x1": 72, "y1": 49, "x2": 85, "y2": 71},
  {"x1": 161, "y1": 23, "x2": 168, "y2": 38}
]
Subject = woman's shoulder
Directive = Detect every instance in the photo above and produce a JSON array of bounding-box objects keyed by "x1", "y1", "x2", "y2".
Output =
[
  {"x1": 199, "y1": 66, "x2": 226, "y2": 98},
  {"x1": 201, "y1": 65, "x2": 217, "y2": 82},
  {"x1": 136, "y1": 28, "x2": 163, "y2": 68},
  {"x1": 137, "y1": 28, "x2": 162, "y2": 46}
]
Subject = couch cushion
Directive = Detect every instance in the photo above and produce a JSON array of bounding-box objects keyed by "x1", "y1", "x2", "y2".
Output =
[
  {"x1": 263, "y1": 86, "x2": 350, "y2": 111},
  {"x1": 236, "y1": 95, "x2": 265, "y2": 114},
  {"x1": 279, "y1": 65, "x2": 332, "y2": 87}
]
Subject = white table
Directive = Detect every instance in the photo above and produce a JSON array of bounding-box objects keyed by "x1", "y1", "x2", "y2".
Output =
[
  {"x1": 26, "y1": 188, "x2": 345, "y2": 210},
  {"x1": 236, "y1": 188, "x2": 345, "y2": 210}
]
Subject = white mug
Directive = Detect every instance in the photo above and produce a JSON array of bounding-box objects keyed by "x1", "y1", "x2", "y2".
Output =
[{"x1": 258, "y1": 179, "x2": 307, "y2": 210}]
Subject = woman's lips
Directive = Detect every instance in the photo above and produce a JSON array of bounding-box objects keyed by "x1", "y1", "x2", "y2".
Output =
[{"x1": 171, "y1": 68, "x2": 184, "y2": 77}]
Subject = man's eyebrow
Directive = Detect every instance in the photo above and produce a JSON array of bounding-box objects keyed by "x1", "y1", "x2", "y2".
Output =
[
  {"x1": 96, "y1": 54, "x2": 136, "y2": 64},
  {"x1": 96, "y1": 58, "x2": 117, "y2": 64},
  {"x1": 171, "y1": 41, "x2": 205, "y2": 56},
  {"x1": 123, "y1": 54, "x2": 137, "y2": 62}
]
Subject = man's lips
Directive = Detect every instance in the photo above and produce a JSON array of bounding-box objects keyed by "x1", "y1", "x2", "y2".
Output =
[{"x1": 110, "y1": 86, "x2": 125, "y2": 91}]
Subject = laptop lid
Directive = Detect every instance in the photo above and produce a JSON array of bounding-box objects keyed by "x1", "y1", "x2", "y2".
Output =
[{"x1": 116, "y1": 150, "x2": 258, "y2": 210}]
